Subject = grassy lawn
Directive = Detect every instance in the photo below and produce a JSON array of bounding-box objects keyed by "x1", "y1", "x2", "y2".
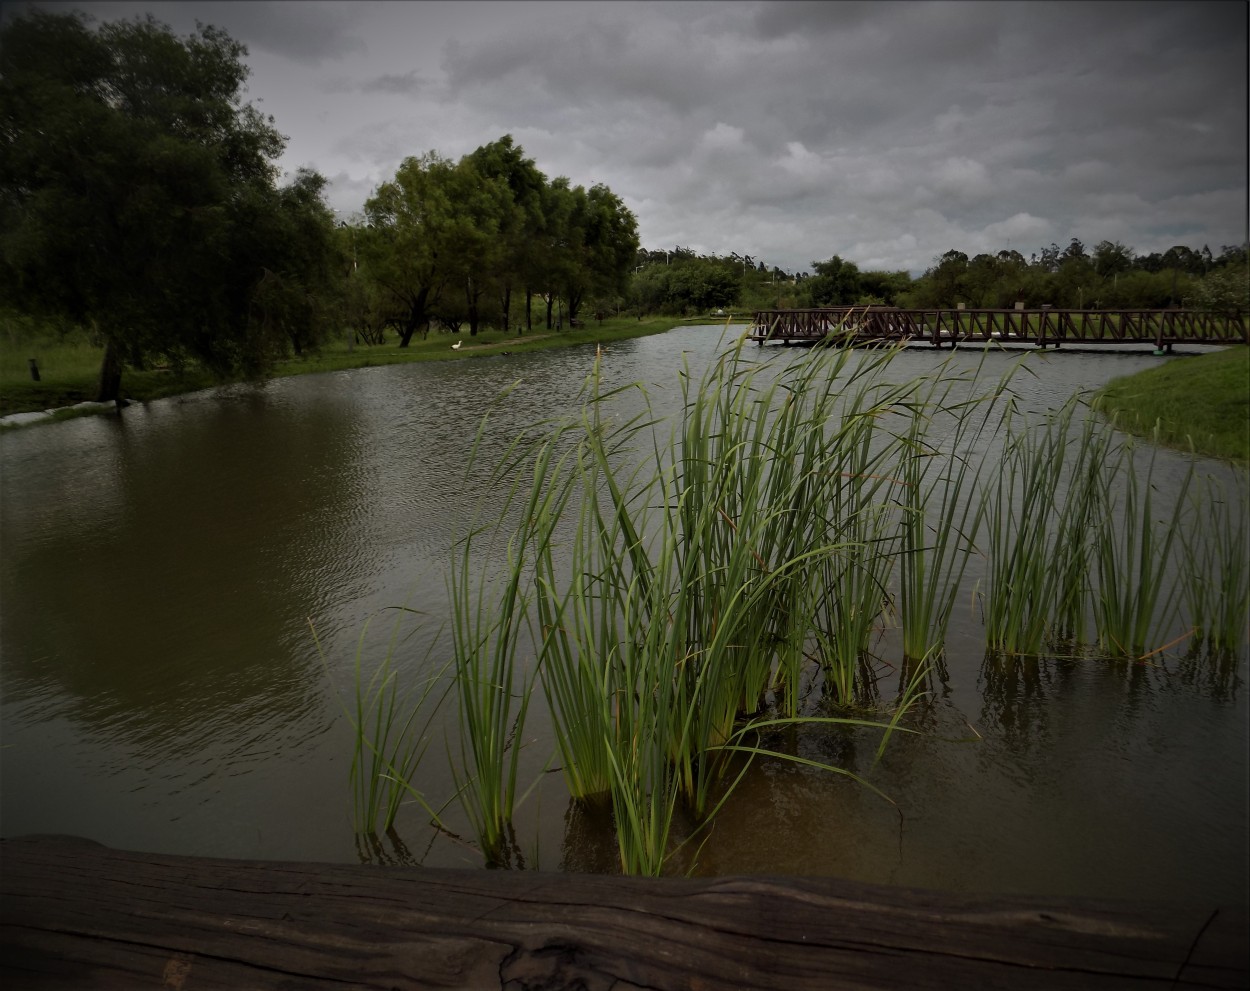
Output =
[
  {"x1": 1094, "y1": 346, "x2": 1250, "y2": 465},
  {"x1": 1, "y1": 314, "x2": 737, "y2": 423}
]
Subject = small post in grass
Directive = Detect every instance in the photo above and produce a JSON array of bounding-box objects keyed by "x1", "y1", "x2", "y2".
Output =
[{"x1": 28, "y1": 358, "x2": 40, "y2": 381}]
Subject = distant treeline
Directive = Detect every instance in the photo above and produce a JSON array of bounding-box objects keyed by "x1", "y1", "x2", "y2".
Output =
[{"x1": 629, "y1": 240, "x2": 1249, "y2": 316}]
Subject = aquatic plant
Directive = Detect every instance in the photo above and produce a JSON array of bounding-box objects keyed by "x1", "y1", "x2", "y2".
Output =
[
  {"x1": 1180, "y1": 472, "x2": 1250, "y2": 653},
  {"x1": 363, "y1": 334, "x2": 1244, "y2": 874},
  {"x1": 892, "y1": 357, "x2": 1005, "y2": 662},
  {"x1": 313, "y1": 612, "x2": 450, "y2": 836},
  {"x1": 1091, "y1": 437, "x2": 1193, "y2": 657}
]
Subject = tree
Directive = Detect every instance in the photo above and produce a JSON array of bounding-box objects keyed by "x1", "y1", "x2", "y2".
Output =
[
  {"x1": 465, "y1": 136, "x2": 546, "y2": 335},
  {"x1": 965, "y1": 254, "x2": 1002, "y2": 307},
  {"x1": 912, "y1": 250, "x2": 968, "y2": 307},
  {"x1": 804, "y1": 255, "x2": 862, "y2": 306},
  {"x1": 441, "y1": 159, "x2": 513, "y2": 336},
  {"x1": 246, "y1": 168, "x2": 342, "y2": 356},
  {"x1": 362, "y1": 152, "x2": 462, "y2": 346},
  {"x1": 1092, "y1": 240, "x2": 1134, "y2": 277},
  {"x1": 857, "y1": 269, "x2": 912, "y2": 306},
  {"x1": 0, "y1": 10, "x2": 334, "y2": 401},
  {"x1": 556, "y1": 183, "x2": 639, "y2": 326}
]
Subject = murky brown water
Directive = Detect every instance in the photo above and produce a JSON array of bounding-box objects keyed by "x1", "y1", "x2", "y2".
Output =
[{"x1": 2, "y1": 328, "x2": 1246, "y2": 904}]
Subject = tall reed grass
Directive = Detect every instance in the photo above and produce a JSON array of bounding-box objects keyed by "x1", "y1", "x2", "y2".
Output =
[
  {"x1": 1180, "y1": 474, "x2": 1250, "y2": 652},
  {"x1": 348, "y1": 336, "x2": 1246, "y2": 872},
  {"x1": 312, "y1": 612, "x2": 450, "y2": 836},
  {"x1": 1091, "y1": 439, "x2": 1193, "y2": 657}
]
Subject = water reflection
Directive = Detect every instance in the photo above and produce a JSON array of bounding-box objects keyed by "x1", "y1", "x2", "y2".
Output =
[{"x1": 554, "y1": 638, "x2": 1247, "y2": 902}]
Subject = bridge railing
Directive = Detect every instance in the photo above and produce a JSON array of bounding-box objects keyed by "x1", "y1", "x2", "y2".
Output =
[{"x1": 750, "y1": 307, "x2": 1248, "y2": 347}]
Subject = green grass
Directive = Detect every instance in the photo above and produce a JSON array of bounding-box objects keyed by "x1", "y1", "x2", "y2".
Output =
[
  {"x1": 0, "y1": 314, "x2": 717, "y2": 421},
  {"x1": 1094, "y1": 347, "x2": 1250, "y2": 465}
]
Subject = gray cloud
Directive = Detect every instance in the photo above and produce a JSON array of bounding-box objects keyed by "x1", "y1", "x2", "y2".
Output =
[
  {"x1": 15, "y1": 0, "x2": 369, "y2": 61},
  {"x1": 10, "y1": 0, "x2": 1244, "y2": 275},
  {"x1": 358, "y1": 71, "x2": 426, "y2": 96}
]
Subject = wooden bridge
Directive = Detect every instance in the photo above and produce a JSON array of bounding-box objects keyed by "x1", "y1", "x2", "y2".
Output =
[{"x1": 749, "y1": 306, "x2": 1249, "y2": 352}]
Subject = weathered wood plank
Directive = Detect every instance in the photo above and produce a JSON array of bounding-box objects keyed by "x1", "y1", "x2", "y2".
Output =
[{"x1": 1, "y1": 836, "x2": 1246, "y2": 990}]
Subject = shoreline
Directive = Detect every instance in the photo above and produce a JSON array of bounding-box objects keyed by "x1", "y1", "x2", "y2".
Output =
[{"x1": 1, "y1": 317, "x2": 733, "y2": 429}]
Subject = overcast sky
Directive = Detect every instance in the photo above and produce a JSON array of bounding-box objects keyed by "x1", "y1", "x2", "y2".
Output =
[{"x1": 11, "y1": 0, "x2": 1249, "y2": 275}]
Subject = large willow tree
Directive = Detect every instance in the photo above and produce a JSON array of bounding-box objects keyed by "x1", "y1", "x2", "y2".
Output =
[{"x1": 0, "y1": 10, "x2": 339, "y2": 401}]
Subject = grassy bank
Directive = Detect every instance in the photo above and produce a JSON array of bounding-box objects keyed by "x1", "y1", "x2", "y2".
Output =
[
  {"x1": 1094, "y1": 346, "x2": 1250, "y2": 465},
  {"x1": 0, "y1": 315, "x2": 730, "y2": 423}
]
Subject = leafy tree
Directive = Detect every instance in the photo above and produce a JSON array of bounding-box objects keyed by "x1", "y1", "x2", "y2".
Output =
[
  {"x1": 803, "y1": 255, "x2": 862, "y2": 306},
  {"x1": 1215, "y1": 243, "x2": 1248, "y2": 269},
  {"x1": 465, "y1": 136, "x2": 546, "y2": 334},
  {"x1": 0, "y1": 10, "x2": 336, "y2": 400},
  {"x1": 964, "y1": 254, "x2": 1002, "y2": 307},
  {"x1": 1092, "y1": 240, "x2": 1134, "y2": 277},
  {"x1": 442, "y1": 160, "x2": 514, "y2": 336},
  {"x1": 362, "y1": 152, "x2": 462, "y2": 346},
  {"x1": 857, "y1": 269, "x2": 911, "y2": 306},
  {"x1": 1055, "y1": 243, "x2": 1096, "y2": 308},
  {"x1": 911, "y1": 250, "x2": 969, "y2": 306},
  {"x1": 1186, "y1": 245, "x2": 1249, "y2": 312},
  {"x1": 245, "y1": 168, "x2": 342, "y2": 356},
  {"x1": 560, "y1": 183, "x2": 639, "y2": 325}
]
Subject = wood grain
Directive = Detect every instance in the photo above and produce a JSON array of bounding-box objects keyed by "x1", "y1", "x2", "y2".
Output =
[{"x1": 1, "y1": 836, "x2": 1245, "y2": 989}]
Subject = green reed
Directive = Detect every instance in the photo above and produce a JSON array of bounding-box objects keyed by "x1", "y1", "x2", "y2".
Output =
[
  {"x1": 358, "y1": 335, "x2": 1245, "y2": 873},
  {"x1": 979, "y1": 399, "x2": 1074, "y2": 655},
  {"x1": 312, "y1": 612, "x2": 450, "y2": 836},
  {"x1": 527, "y1": 343, "x2": 937, "y2": 869},
  {"x1": 1047, "y1": 409, "x2": 1117, "y2": 642},
  {"x1": 445, "y1": 398, "x2": 573, "y2": 866},
  {"x1": 1091, "y1": 437, "x2": 1193, "y2": 657},
  {"x1": 893, "y1": 356, "x2": 1006, "y2": 662},
  {"x1": 1179, "y1": 472, "x2": 1250, "y2": 652}
]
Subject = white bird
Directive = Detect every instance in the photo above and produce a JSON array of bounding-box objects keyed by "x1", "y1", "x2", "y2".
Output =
[{"x1": 452, "y1": 340, "x2": 462, "y2": 350}]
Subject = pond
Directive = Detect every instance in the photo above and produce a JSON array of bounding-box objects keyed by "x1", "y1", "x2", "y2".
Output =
[{"x1": 1, "y1": 326, "x2": 1246, "y2": 905}]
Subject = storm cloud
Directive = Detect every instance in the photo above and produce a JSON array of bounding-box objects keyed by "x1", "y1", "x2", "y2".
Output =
[{"x1": 11, "y1": 0, "x2": 1248, "y2": 275}]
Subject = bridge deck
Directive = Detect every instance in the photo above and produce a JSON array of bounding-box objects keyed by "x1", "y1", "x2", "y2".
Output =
[
  {"x1": 750, "y1": 307, "x2": 1248, "y2": 350},
  {"x1": 1, "y1": 836, "x2": 1246, "y2": 989}
]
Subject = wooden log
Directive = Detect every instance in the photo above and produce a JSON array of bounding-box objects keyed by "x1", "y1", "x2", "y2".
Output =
[{"x1": 1, "y1": 836, "x2": 1245, "y2": 990}]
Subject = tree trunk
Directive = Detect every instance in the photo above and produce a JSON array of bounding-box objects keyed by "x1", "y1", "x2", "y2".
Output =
[
  {"x1": 525, "y1": 289, "x2": 532, "y2": 334},
  {"x1": 544, "y1": 294, "x2": 554, "y2": 330},
  {"x1": 397, "y1": 288, "x2": 431, "y2": 347},
  {"x1": 95, "y1": 335, "x2": 123, "y2": 404},
  {"x1": 501, "y1": 284, "x2": 512, "y2": 335},
  {"x1": 466, "y1": 276, "x2": 480, "y2": 336}
]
